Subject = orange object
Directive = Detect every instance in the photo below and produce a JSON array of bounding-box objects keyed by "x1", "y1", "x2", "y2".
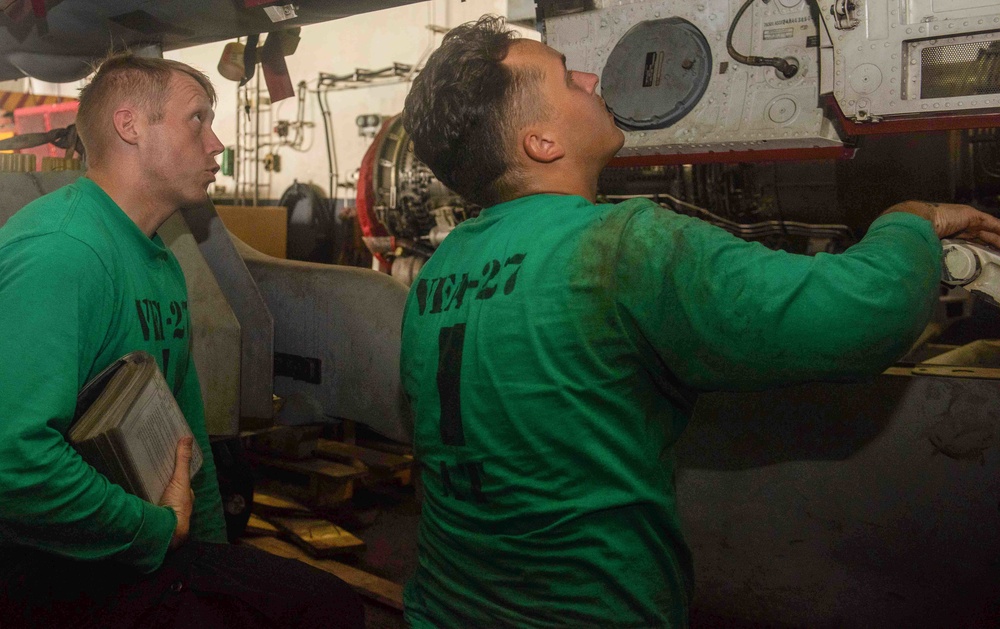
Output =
[{"x1": 213, "y1": 204, "x2": 288, "y2": 259}]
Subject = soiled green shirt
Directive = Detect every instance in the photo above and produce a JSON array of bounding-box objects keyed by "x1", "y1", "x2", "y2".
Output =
[
  {"x1": 401, "y1": 194, "x2": 940, "y2": 628},
  {"x1": 0, "y1": 177, "x2": 226, "y2": 574}
]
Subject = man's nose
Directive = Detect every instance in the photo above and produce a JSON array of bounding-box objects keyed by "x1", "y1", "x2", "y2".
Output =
[
  {"x1": 206, "y1": 127, "x2": 224, "y2": 156},
  {"x1": 578, "y1": 72, "x2": 599, "y2": 94}
]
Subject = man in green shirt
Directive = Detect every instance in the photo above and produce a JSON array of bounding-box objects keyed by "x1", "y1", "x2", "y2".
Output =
[
  {"x1": 399, "y1": 15, "x2": 1000, "y2": 628},
  {"x1": 0, "y1": 54, "x2": 362, "y2": 628}
]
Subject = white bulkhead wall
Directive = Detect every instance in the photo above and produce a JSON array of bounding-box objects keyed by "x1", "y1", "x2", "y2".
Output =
[{"x1": 165, "y1": 0, "x2": 539, "y2": 202}]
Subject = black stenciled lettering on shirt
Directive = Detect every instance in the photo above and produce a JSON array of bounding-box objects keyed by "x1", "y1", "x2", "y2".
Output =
[
  {"x1": 444, "y1": 273, "x2": 474, "y2": 312},
  {"x1": 415, "y1": 277, "x2": 437, "y2": 315},
  {"x1": 135, "y1": 300, "x2": 151, "y2": 341},
  {"x1": 150, "y1": 300, "x2": 164, "y2": 341},
  {"x1": 475, "y1": 260, "x2": 501, "y2": 300},
  {"x1": 133, "y1": 298, "x2": 186, "y2": 385},
  {"x1": 430, "y1": 274, "x2": 456, "y2": 314},
  {"x1": 162, "y1": 349, "x2": 171, "y2": 384},
  {"x1": 465, "y1": 461, "x2": 486, "y2": 503},
  {"x1": 415, "y1": 253, "x2": 527, "y2": 315},
  {"x1": 135, "y1": 298, "x2": 165, "y2": 342},
  {"x1": 437, "y1": 324, "x2": 466, "y2": 446},
  {"x1": 437, "y1": 323, "x2": 466, "y2": 446},
  {"x1": 439, "y1": 461, "x2": 461, "y2": 500},
  {"x1": 437, "y1": 460, "x2": 489, "y2": 503},
  {"x1": 169, "y1": 301, "x2": 185, "y2": 339},
  {"x1": 503, "y1": 254, "x2": 526, "y2": 295}
]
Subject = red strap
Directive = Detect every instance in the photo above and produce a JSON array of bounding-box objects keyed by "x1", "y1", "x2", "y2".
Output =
[{"x1": 260, "y1": 32, "x2": 294, "y2": 103}]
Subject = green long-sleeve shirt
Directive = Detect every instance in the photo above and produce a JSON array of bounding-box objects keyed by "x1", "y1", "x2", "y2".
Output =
[
  {"x1": 401, "y1": 194, "x2": 941, "y2": 628},
  {"x1": 0, "y1": 177, "x2": 226, "y2": 574}
]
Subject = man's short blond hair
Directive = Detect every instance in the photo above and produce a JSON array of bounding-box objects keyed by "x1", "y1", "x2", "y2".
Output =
[{"x1": 76, "y1": 53, "x2": 216, "y2": 165}]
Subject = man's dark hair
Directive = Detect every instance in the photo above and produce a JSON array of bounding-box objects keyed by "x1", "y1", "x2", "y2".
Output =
[{"x1": 402, "y1": 15, "x2": 547, "y2": 208}]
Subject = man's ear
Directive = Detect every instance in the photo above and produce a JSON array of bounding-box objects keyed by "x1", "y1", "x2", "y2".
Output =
[
  {"x1": 523, "y1": 129, "x2": 565, "y2": 164},
  {"x1": 112, "y1": 107, "x2": 139, "y2": 146}
]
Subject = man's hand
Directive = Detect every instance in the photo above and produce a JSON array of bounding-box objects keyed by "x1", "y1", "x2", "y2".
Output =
[
  {"x1": 884, "y1": 201, "x2": 1000, "y2": 248},
  {"x1": 160, "y1": 436, "x2": 195, "y2": 550}
]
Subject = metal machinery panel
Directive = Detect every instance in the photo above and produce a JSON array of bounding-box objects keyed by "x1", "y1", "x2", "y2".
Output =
[
  {"x1": 181, "y1": 202, "x2": 275, "y2": 426},
  {"x1": 159, "y1": 213, "x2": 241, "y2": 436},
  {"x1": 236, "y1": 238, "x2": 413, "y2": 444},
  {"x1": 816, "y1": 0, "x2": 1000, "y2": 122},
  {"x1": 679, "y1": 369, "x2": 1000, "y2": 626},
  {"x1": 542, "y1": 0, "x2": 843, "y2": 157}
]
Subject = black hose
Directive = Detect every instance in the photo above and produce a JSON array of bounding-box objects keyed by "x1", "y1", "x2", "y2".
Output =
[
  {"x1": 315, "y1": 87, "x2": 337, "y2": 214},
  {"x1": 727, "y1": 0, "x2": 799, "y2": 78}
]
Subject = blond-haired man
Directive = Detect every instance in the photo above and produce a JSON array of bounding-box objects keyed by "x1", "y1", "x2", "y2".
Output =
[{"x1": 0, "y1": 54, "x2": 363, "y2": 629}]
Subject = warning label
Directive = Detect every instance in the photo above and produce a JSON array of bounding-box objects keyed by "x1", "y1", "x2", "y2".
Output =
[
  {"x1": 763, "y1": 16, "x2": 809, "y2": 27},
  {"x1": 642, "y1": 51, "x2": 664, "y2": 87},
  {"x1": 763, "y1": 27, "x2": 795, "y2": 40}
]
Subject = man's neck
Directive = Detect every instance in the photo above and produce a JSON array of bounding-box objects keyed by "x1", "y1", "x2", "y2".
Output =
[
  {"x1": 87, "y1": 167, "x2": 174, "y2": 237},
  {"x1": 516, "y1": 163, "x2": 601, "y2": 203}
]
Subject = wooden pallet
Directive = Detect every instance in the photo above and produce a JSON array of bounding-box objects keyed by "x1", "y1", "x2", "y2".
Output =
[
  {"x1": 315, "y1": 438, "x2": 414, "y2": 485},
  {"x1": 267, "y1": 516, "x2": 365, "y2": 557},
  {"x1": 246, "y1": 451, "x2": 365, "y2": 508},
  {"x1": 242, "y1": 426, "x2": 410, "y2": 615},
  {"x1": 245, "y1": 425, "x2": 323, "y2": 460},
  {"x1": 245, "y1": 425, "x2": 415, "y2": 495},
  {"x1": 244, "y1": 536, "x2": 404, "y2": 611},
  {"x1": 250, "y1": 490, "x2": 365, "y2": 557},
  {"x1": 252, "y1": 488, "x2": 312, "y2": 514},
  {"x1": 244, "y1": 513, "x2": 279, "y2": 536}
]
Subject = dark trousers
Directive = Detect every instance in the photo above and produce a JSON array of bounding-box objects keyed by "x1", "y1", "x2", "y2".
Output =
[{"x1": 0, "y1": 542, "x2": 365, "y2": 629}]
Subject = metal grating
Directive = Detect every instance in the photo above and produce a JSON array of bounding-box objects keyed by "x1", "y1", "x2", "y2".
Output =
[{"x1": 921, "y1": 40, "x2": 1000, "y2": 99}]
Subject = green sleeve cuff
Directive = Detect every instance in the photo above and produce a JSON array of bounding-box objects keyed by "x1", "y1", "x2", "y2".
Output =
[
  {"x1": 117, "y1": 501, "x2": 176, "y2": 574},
  {"x1": 869, "y1": 210, "x2": 942, "y2": 253}
]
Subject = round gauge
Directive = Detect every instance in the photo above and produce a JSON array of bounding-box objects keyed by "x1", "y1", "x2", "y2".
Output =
[{"x1": 601, "y1": 18, "x2": 712, "y2": 130}]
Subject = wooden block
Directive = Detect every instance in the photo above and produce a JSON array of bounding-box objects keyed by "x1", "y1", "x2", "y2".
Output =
[
  {"x1": 271, "y1": 516, "x2": 365, "y2": 557},
  {"x1": 245, "y1": 513, "x2": 280, "y2": 536},
  {"x1": 356, "y1": 438, "x2": 413, "y2": 457},
  {"x1": 246, "y1": 425, "x2": 322, "y2": 460},
  {"x1": 342, "y1": 419, "x2": 356, "y2": 445},
  {"x1": 244, "y1": 536, "x2": 404, "y2": 611},
  {"x1": 248, "y1": 453, "x2": 365, "y2": 510},
  {"x1": 394, "y1": 468, "x2": 412, "y2": 486},
  {"x1": 253, "y1": 488, "x2": 312, "y2": 516},
  {"x1": 257, "y1": 479, "x2": 353, "y2": 511},
  {"x1": 315, "y1": 439, "x2": 414, "y2": 474},
  {"x1": 247, "y1": 452, "x2": 366, "y2": 481}
]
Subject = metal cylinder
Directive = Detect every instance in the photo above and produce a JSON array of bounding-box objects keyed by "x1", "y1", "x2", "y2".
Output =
[
  {"x1": 0, "y1": 153, "x2": 36, "y2": 173},
  {"x1": 41, "y1": 157, "x2": 82, "y2": 172}
]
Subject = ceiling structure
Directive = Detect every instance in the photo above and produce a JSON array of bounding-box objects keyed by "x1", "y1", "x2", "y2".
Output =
[{"x1": 0, "y1": 0, "x2": 426, "y2": 82}]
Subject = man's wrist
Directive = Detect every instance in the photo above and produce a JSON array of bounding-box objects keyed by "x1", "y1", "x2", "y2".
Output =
[{"x1": 883, "y1": 200, "x2": 933, "y2": 221}]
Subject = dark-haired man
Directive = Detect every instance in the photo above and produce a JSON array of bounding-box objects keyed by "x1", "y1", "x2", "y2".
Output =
[
  {"x1": 399, "y1": 15, "x2": 1000, "y2": 628},
  {"x1": 0, "y1": 54, "x2": 363, "y2": 628}
]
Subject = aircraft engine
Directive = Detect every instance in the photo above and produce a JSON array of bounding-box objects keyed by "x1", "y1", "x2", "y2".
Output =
[{"x1": 356, "y1": 115, "x2": 478, "y2": 285}]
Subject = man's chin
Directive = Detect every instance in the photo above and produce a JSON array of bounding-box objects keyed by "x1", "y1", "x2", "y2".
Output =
[
  {"x1": 180, "y1": 191, "x2": 211, "y2": 209},
  {"x1": 607, "y1": 129, "x2": 626, "y2": 159}
]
